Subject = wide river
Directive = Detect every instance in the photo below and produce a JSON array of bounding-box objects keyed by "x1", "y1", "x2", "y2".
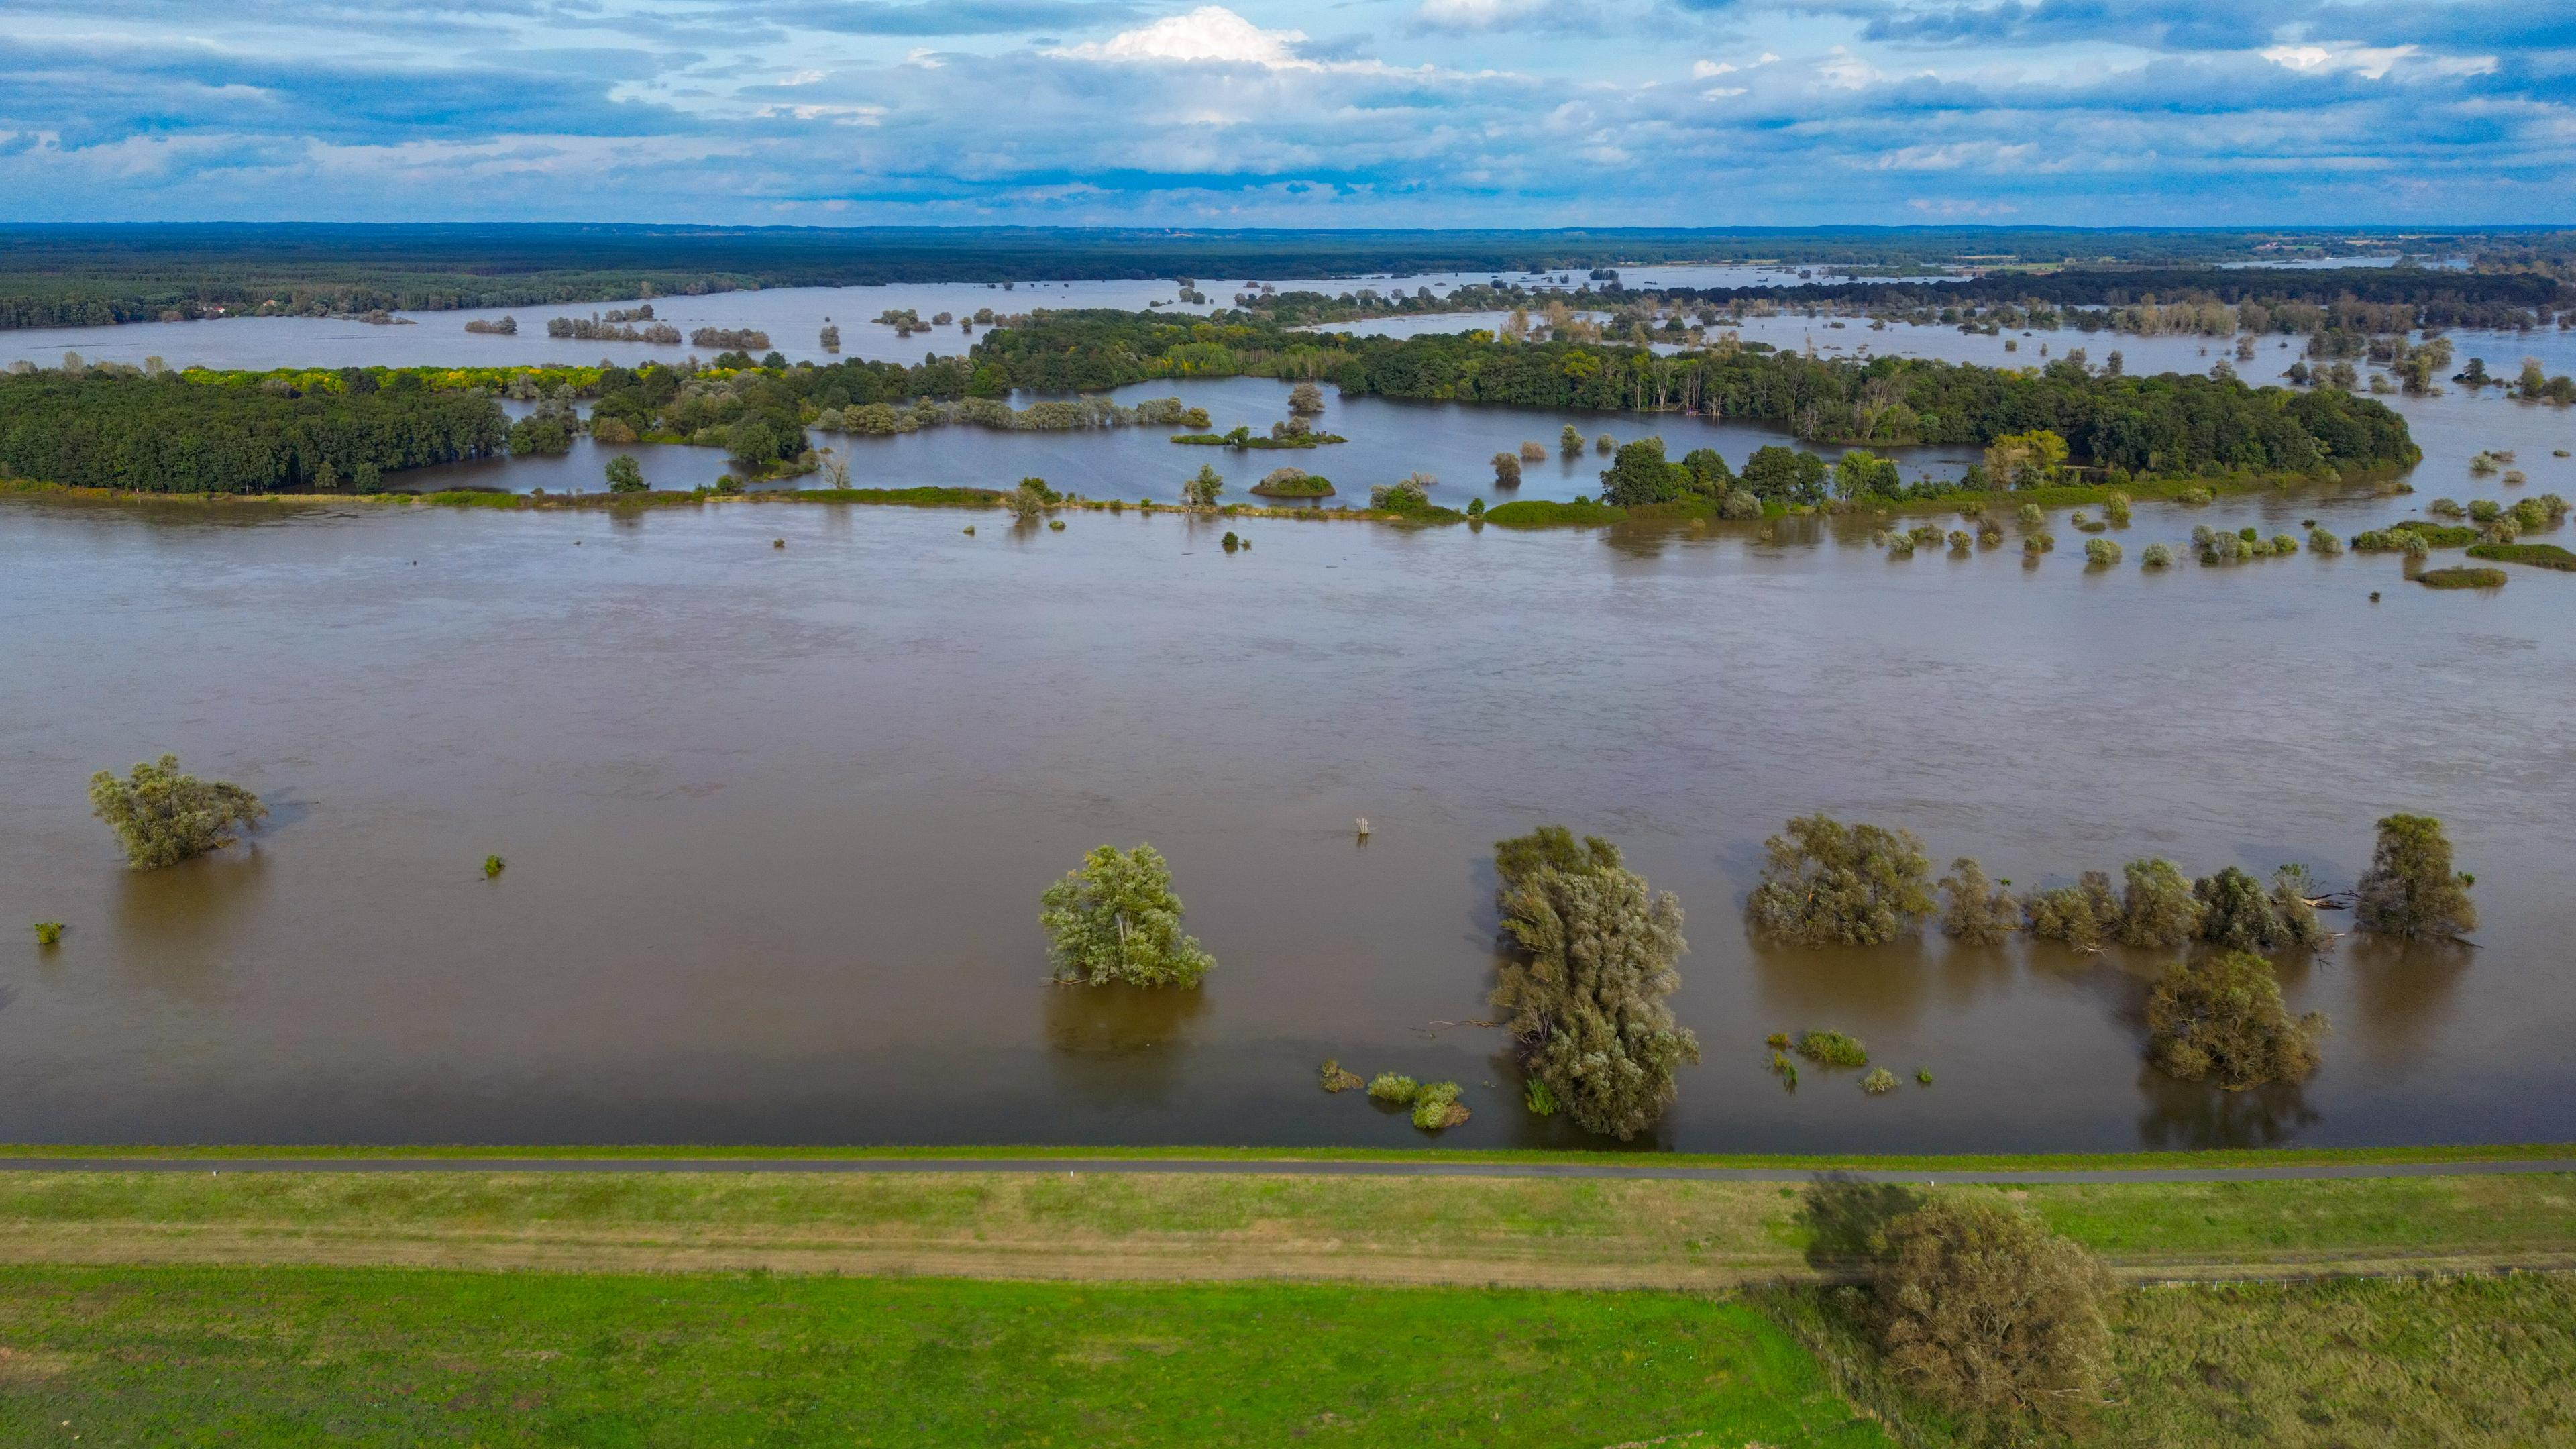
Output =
[{"x1": 3, "y1": 296, "x2": 2573, "y2": 1151}]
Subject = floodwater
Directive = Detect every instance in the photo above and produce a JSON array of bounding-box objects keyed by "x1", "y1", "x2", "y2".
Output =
[
  {"x1": 7, "y1": 299, "x2": 2576, "y2": 1150},
  {"x1": 4, "y1": 461, "x2": 2573, "y2": 1151},
  {"x1": 0, "y1": 264, "x2": 1887, "y2": 374}
]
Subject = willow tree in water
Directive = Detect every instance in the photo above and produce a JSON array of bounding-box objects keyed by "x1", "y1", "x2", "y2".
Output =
[{"x1": 1489, "y1": 826, "x2": 1698, "y2": 1140}]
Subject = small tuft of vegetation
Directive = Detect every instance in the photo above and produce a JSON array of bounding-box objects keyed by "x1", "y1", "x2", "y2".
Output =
[
  {"x1": 87, "y1": 755, "x2": 267, "y2": 871},
  {"x1": 2147, "y1": 950, "x2": 2327, "y2": 1089},
  {"x1": 482, "y1": 854, "x2": 505, "y2": 879},
  {"x1": 1915, "y1": 1069, "x2": 1933, "y2": 1086},
  {"x1": 2082, "y1": 537, "x2": 2120, "y2": 566},
  {"x1": 1318, "y1": 1059, "x2": 1363, "y2": 1093},
  {"x1": 1367, "y1": 1072, "x2": 1419, "y2": 1104},
  {"x1": 1860, "y1": 1068, "x2": 1899, "y2": 1095},
  {"x1": 2418, "y1": 565, "x2": 2508, "y2": 588},
  {"x1": 1410, "y1": 1081, "x2": 1468, "y2": 1131},
  {"x1": 33, "y1": 921, "x2": 64, "y2": 946},
  {"x1": 1521, "y1": 1077, "x2": 1558, "y2": 1116},
  {"x1": 1798, "y1": 1030, "x2": 1869, "y2": 1069}
]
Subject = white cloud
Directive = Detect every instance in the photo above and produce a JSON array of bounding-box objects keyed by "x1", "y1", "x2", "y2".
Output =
[
  {"x1": 782, "y1": 69, "x2": 824, "y2": 87},
  {"x1": 1053, "y1": 7, "x2": 1311, "y2": 68},
  {"x1": 903, "y1": 48, "x2": 945, "y2": 70},
  {"x1": 1818, "y1": 46, "x2": 1878, "y2": 90},
  {"x1": 1693, "y1": 60, "x2": 1736, "y2": 78},
  {"x1": 2259, "y1": 42, "x2": 2416, "y2": 80}
]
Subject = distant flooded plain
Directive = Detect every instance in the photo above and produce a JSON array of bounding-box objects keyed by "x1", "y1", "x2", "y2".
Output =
[{"x1": 4, "y1": 477, "x2": 2573, "y2": 1150}]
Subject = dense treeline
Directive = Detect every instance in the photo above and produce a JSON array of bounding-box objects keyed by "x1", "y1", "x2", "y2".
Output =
[
  {"x1": 9, "y1": 225, "x2": 2557, "y2": 331},
  {"x1": 964, "y1": 313, "x2": 2416, "y2": 478},
  {"x1": 0, "y1": 370, "x2": 506, "y2": 492},
  {"x1": 1654, "y1": 266, "x2": 2559, "y2": 317}
]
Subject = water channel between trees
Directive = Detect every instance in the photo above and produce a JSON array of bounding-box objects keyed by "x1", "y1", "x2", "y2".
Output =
[{"x1": 2, "y1": 299, "x2": 2573, "y2": 1151}]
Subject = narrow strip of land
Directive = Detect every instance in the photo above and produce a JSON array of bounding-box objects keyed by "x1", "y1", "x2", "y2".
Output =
[{"x1": 3, "y1": 1154, "x2": 2571, "y2": 1183}]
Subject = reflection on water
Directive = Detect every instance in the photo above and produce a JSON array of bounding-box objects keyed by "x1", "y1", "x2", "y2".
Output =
[
  {"x1": 1043, "y1": 982, "x2": 1210, "y2": 1110},
  {"x1": 2135, "y1": 1073, "x2": 2321, "y2": 1150}
]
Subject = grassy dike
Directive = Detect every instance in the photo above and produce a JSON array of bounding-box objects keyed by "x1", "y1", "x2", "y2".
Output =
[{"x1": 0, "y1": 1157, "x2": 2570, "y2": 1444}]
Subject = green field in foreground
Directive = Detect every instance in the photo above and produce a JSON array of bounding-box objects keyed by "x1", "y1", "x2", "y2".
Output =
[{"x1": 0, "y1": 1268, "x2": 1890, "y2": 1449}]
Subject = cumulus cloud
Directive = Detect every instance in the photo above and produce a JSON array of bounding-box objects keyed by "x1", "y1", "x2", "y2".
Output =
[{"x1": 0, "y1": 0, "x2": 2570, "y2": 223}]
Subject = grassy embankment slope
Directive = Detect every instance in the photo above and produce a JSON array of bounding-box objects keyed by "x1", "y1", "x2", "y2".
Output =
[{"x1": 1, "y1": 1159, "x2": 2572, "y2": 1445}]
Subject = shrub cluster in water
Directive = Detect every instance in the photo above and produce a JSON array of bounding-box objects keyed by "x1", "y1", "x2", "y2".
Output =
[
  {"x1": 87, "y1": 755, "x2": 266, "y2": 870},
  {"x1": 1037, "y1": 843, "x2": 1213, "y2": 988}
]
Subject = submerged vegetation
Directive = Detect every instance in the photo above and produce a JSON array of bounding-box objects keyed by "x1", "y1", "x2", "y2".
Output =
[
  {"x1": 87, "y1": 755, "x2": 266, "y2": 871},
  {"x1": 2355, "y1": 814, "x2": 2477, "y2": 939},
  {"x1": 1489, "y1": 826, "x2": 1699, "y2": 1140},
  {"x1": 2147, "y1": 951, "x2": 2328, "y2": 1090},
  {"x1": 1744, "y1": 814, "x2": 1936, "y2": 946}
]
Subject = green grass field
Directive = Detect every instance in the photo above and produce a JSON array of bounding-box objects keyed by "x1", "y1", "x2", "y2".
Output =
[
  {"x1": 1, "y1": 1164, "x2": 2572, "y2": 1445},
  {"x1": 0, "y1": 1268, "x2": 1890, "y2": 1448}
]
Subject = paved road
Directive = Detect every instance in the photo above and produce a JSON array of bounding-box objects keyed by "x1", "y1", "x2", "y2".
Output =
[{"x1": 0, "y1": 1157, "x2": 2568, "y2": 1185}]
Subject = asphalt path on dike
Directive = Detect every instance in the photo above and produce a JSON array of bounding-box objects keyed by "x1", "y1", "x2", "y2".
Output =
[{"x1": 0, "y1": 1157, "x2": 2571, "y2": 1185}]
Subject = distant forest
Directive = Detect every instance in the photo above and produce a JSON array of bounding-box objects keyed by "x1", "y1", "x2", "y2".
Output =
[{"x1": 4, "y1": 223, "x2": 2571, "y2": 329}]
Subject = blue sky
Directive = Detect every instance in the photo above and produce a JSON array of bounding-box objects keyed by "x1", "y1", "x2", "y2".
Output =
[{"x1": 3, "y1": 0, "x2": 2570, "y2": 224}]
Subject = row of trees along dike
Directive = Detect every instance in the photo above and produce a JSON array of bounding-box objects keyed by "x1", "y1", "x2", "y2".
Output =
[{"x1": 1748, "y1": 812, "x2": 2475, "y2": 1092}]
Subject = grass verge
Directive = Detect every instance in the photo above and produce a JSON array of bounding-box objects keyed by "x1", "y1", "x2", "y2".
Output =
[{"x1": 0, "y1": 1170, "x2": 2568, "y2": 1286}]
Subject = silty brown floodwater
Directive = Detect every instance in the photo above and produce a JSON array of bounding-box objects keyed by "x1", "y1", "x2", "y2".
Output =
[{"x1": 5, "y1": 447, "x2": 2572, "y2": 1150}]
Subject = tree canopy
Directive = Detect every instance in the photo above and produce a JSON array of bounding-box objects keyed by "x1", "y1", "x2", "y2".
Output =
[
  {"x1": 1037, "y1": 843, "x2": 1213, "y2": 989},
  {"x1": 1744, "y1": 814, "x2": 1937, "y2": 946},
  {"x1": 87, "y1": 755, "x2": 266, "y2": 870},
  {"x1": 1489, "y1": 826, "x2": 1699, "y2": 1140}
]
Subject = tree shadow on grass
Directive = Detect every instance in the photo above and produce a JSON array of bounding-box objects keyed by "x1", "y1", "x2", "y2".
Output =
[{"x1": 1800, "y1": 1173, "x2": 1923, "y2": 1275}]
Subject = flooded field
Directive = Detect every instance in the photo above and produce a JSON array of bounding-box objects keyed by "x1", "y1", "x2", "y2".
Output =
[{"x1": 3, "y1": 468, "x2": 2571, "y2": 1150}]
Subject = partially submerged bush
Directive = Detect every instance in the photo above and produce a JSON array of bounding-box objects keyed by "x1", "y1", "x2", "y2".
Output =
[
  {"x1": 88, "y1": 755, "x2": 266, "y2": 870},
  {"x1": 2116, "y1": 858, "x2": 2202, "y2": 950},
  {"x1": 1367, "y1": 1071, "x2": 1419, "y2": 1104},
  {"x1": 1860, "y1": 1067, "x2": 1900, "y2": 1094},
  {"x1": 1745, "y1": 814, "x2": 1936, "y2": 946},
  {"x1": 2418, "y1": 566, "x2": 2508, "y2": 588},
  {"x1": 1937, "y1": 857, "x2": 2017, "y2": 945},
  {"x1": 2308, "y1": 526, "x2": 2342, "y2": 555},
  {"x1": 2194, "y1": 865, "x2": 2328, "y2": 951},
  {"x1": 1799, "y1": 1030, "x2": 1869, "y2": 1068},
  {"x1": 1038, "y1": 843, "x2": 1214, "y2": 987},
  {"x1": 1411, "y1": 1081, "x2": 1468, "y2": 1130},
  {"x1": 2082, "y1": 537, "x2": 2120, "y2": 566},
  {"x1": 2021, "y1": 871, "x2": 2120, "y2": 951},
  {"x1": 1318, "y1": 1059, "x2": 1363, "y2": 1093},
  {"x1": 2147, "y1": 951, "x2": 2327, "y2": 1089},
  {"x1": 1870, "y1": 1197, "x2": 2115, "y2": 1436},
  {"x1": 2355, "y1": 814, "x2": 2476, "y2": 938},
  {"x1": 2140, "y1": 543, "x2": 2173, "y2": 568},
  {"x1": 1491, "y1": 826, "x2": 1699, "y2": 1140},
  {"x1": 33, "y1": 921, "x2": 64, "y2": 946}
]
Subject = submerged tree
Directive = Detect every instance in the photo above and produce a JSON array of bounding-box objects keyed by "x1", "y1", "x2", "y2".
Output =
[
  {"x1": 2021, "y1": 871, "x2": 2121, "y2": 951},
  {"x1": 1937, "y1": 858, "x2": 2017, "y2": 945},
  {"x1": 1491, "y1": 451, "x2": 1522, "y2": 488},
  {"x1": 1745, "y1": 814, "x2": 1936, "y2": 946},
  {"x1": 88, "y1": 755, "x2": 267, "y2": 871},
  {"x1": 1181, "y1": 464, "x2": 1225, "y2": 507},
  {"x1": 2194, "y1": 865, "x2": 2328, "y2": 951},
  {"x1": 1870, "y1": 1197, "x2": 2115, "y2": 1438},
  {"x1": 2114, "y1": 858, "x2": 2202, "y2": 949},
  {"x1": 2354, "y1": 814, "x2": 2477, "y2": 938},
  {"x1": 1489, "y1": 826, "x2": 1699, "y2": 1140},
  {"x1": 1286, "y1": 381, "x2": 1325, "y2": 416},
  {"x1": 1038, "y1": 843, "x2": 1214, "y2": 988},
  {"x1": 2146, "y1": 951, "x2": 2326, "y2": 1090},
  {"x1": 603, "y1": 455, "x2": 646, "y2": 493}
]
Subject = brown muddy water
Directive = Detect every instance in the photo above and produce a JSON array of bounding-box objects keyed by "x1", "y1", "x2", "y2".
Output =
[{"x1": 4, "y1": 487, "x2": 2572, "y2": 1152}]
